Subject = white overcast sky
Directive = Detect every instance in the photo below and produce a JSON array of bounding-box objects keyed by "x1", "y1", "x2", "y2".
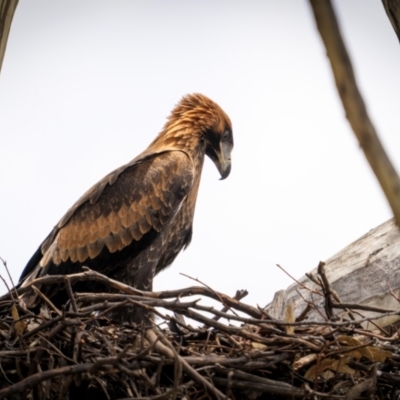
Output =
[{"x1": 1, "y1": 1, "x2": 400, "y2": 308}]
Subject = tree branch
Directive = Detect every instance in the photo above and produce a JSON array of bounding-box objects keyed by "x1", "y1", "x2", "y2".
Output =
[
  {"x1": 0, "y1": 0, "x2": 18, "y2": 75},
  {"x1": 382, "y1": 0, "x2": 400, "y2": 43},
  {"x1": 309, "y1": 0, "x2": 400, "y2": 225}
]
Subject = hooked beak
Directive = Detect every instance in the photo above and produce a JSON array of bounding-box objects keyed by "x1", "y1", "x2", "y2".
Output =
[{"x1": 216, "y1": 141, "x2": 232, "y2": 180}]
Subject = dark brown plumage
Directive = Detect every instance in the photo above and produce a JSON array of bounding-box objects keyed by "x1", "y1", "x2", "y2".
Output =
[{"x1": 19, "y1": 93, "x2": 233, "y2": 323}]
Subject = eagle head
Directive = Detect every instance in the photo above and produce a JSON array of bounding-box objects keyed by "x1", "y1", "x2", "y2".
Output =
[{"x1": 165, "y1": 93, "x2": 233, "y2": 180}]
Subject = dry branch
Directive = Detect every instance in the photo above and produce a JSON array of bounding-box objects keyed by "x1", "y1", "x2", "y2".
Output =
[
  {"x1": 382, "y1": 0, "x2": 400, "y2": 42},
  {"x1": 309, "y1": 0, "x2": 400, "y2": 226},
  {"x1": 0, "y1": 0, "x2": 18, "y2": 75}
]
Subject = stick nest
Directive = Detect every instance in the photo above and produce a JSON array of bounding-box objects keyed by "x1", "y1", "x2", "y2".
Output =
[{"x1": 0, "y1": 266, "x2": 400, "y2": 400}]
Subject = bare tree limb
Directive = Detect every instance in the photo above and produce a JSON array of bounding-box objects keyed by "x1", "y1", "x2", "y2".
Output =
[
  {"x1": 382, "y1": 0, "x2": 400, "y2": 42},
  {"x1": 309, "y1": 0, "x2": 400, "y2": 226},
  {"x1": 0, "y1": 0, "x2": 18, "y2": 75}
]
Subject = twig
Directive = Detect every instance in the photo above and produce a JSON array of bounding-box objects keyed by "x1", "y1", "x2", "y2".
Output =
[
  {"x1": 0, "y1": 257, "x2": 17, "y2": 303},
  {"x1": 332, "y1": 302, "x2": 398, "y2": 314},
  {"x1": 212, "y1": 377, "x2": 306, "y2": 398},
  {"x1": 0, "y1": 274, "x2": 14, "y2": 303},
  {"x1": 0, "y1": 269, "x2": 146, "y2": 301},
  {"x1": 180, "y1": 273, "x2": 227, "y2": 308},
  {"x1": 0, "y1": 270, "x2": 263, "y2": 319},
  {"x1": 153, "y1": 329, "x2": 182, "y2": 398},
  {"x1": 31, "y1": 285, "x2": 62, "y2": 316},
  {"x1": 296, "y1": 287, "x2": 327, "y2": 322},
  {"x1": 64, "y1": 276, "x2": 78, "y2": 313},
  {"x1": 210, "y1": 289, "x2": 248, "y2": 323},
  {"x1": 387, "y1": 281, "x2": 400, "y2": 303},
  {"x1": 276, "y1": 264, "x2": 321, "y2": 296},
  {"x1": 0, "y1": 363, "x2": 110, "y2": 399},
  {"x1": 145, "y1": 329, "x2": 228, "y2": 400},
  {"x1": 317, "y1": 262, "x2": 334, "y2": 320}
]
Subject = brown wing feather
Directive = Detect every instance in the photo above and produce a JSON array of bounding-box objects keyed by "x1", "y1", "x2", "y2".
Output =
[{"x1": 20, "y1": 150, "x2": 194, "y2": 283}]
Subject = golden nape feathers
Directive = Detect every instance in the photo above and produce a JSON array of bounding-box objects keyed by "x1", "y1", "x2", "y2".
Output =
[
  {"x1": 149, "y1": 93, "x2": 232, "y2": 152},
  {"x1": 19, "y1": 93, "x2": 233, "y2": 323}
]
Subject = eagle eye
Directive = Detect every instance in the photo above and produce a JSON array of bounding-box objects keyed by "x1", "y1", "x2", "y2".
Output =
[{"x1": 222, "y1": 129, "x2": 230, "y2": 141}]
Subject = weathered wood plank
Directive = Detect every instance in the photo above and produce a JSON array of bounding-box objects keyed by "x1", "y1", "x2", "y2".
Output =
[{"x1": 266, "y1": 219, "x2": 400, "y2": 328}]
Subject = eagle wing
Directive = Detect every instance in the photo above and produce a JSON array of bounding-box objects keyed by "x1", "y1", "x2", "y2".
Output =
[{"x1": 20, "y1": 150, "x2": 194, "y2": 286}]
